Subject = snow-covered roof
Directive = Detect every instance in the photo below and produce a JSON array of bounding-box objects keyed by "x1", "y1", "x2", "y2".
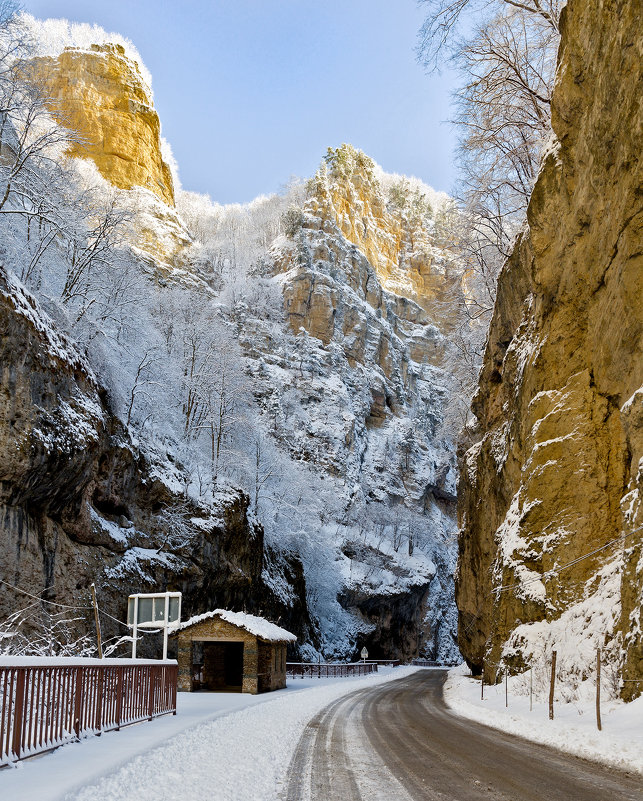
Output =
[{"x1": 175, "y1": 610, "x2": 297, "y2": 643}]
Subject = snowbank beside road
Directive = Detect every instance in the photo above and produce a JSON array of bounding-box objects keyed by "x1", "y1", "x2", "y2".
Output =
[
  {"x1": 1, "y1": 666, "x2": 418, "y2": 801},
  {"x1": 444, "y1": 664, "x2": 643, "y2": 776}
]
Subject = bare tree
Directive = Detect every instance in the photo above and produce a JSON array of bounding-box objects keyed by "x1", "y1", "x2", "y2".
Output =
[
  {"x1": 154, "y1": 500, "x2": 197, "y2": 553},
  {"x1": 0, "y1": 604, "x2": 95, "y2": 657},
  {"x1": 0, "y1": 4, "x2": 82, "y2": 219},
  {"x1": 251, "y1": 432, "x2": 283, "y2": 514},
  {"x1": 60, "y1": 191, "x2": 133, "y2": 306},
  {"x1": 126, "y1": 347, "x2": 163, "y2": 427},
  {"x1": 418, "y1": 0, "x2": 562, "y2": 285},
  {"x1": 417, "y1": 0, "x2": 563, "y2": 431}
]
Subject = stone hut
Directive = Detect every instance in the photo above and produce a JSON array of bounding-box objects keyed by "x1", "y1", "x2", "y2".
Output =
[{"x1": 175, "y1": 610, "x2": 297, "y2": 694}]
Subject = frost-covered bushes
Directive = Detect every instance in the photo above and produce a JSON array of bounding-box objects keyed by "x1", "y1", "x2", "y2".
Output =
[{"x1": 0, "y1": 607, "x2": 95, "y2": 657}]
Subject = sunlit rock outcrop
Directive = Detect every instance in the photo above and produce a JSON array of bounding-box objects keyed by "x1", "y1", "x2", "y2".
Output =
[
  {"x1": 31, "y1": 43, "x2": 174, "y2": 205},
  {"x1": 239, "y1": 150, "x2": 464, "y2": 661},
  {"x1": 306, "y1": 145, "x2": 459, "y2": 315},
  {"x1": 457, "y1": 0, "x2": 642, "y2": 698}
]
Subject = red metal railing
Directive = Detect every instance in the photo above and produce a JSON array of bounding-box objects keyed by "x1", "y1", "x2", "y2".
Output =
[
  {"x1": 0, "y1": 658, "x2": 177, "y2": 766},
  {"x1": 286, "y1": 662, "x2": 378, "y2": 679}
]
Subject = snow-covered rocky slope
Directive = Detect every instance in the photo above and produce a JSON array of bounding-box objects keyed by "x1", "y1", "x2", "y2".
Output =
[
  {"x1": 0, "y1": 265, "x2": 313, "y2": 657},
  {"x1": 234, "y1": 146, "x2": 463, "y2": 660},
  {"x1": 0, "y1": 18, "x2": 465, "y2": 662}
]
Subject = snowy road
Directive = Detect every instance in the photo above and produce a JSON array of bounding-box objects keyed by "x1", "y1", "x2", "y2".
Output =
[{"x1": 283, "y1": 669, "x2": 643, "y2": 800}]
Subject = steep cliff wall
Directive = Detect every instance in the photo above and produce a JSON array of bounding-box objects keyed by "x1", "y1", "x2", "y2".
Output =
[
  {"x1": 31, "y1": 43, "x2": 174, "y2": 206},
  {"x1": 237, "y1": 150, "x2": 462, "y2": 662},
  {"x1": 4, "y1": 18, "x2": 462, "y2": 662},
  {"x1": 458, "y1": 0, "x2": 642, "y2": 697},
  {"x1": 306, "y1": 145, "x2": 458, "y2": 317},
  {"x1": 0, "y1": 267, "x2": 313, "y2": 654}
]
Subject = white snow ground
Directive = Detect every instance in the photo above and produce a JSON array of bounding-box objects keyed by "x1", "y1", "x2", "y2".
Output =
[
  {"x1": 1, "y1": 666, "x2": 419, "y2": 801},
  {"x1": 444, "y1": 664, "x2": 643, "y2": 775}
]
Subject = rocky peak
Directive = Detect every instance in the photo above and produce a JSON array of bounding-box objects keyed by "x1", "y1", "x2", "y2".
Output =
[
  {"x1": 30, "y1": 42, "x2": 175, "y2": 206},
  {"x1": 306, "y1": 144, "x2": 458, "y2": 312}
]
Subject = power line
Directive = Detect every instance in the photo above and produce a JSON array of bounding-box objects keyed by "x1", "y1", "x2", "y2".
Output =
[
  {"x1": 494, "y1": 526, "x2": 642, "y2": 594},
  {"x1": 0, "y1": 578, "x2": 162, "y2": 638},
  {"x1": 0, "y1": 578, "x2": 92, "y2": 611}
]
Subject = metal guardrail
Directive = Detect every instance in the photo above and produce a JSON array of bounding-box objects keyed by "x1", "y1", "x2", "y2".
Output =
[
  {"x1": 0, "y1": 658, "x2": 177, "y2": 766},
  {"x1": 411, "y1": 659, "x2": 439, "y2": 667},
  {"x1": 287, "y1": 662, "x2": 378, "y2": 678}
]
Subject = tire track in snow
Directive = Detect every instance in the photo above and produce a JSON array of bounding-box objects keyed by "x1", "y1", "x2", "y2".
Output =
[{"x1": 284, "y1": 669, "x2": 643, "y2": 801}]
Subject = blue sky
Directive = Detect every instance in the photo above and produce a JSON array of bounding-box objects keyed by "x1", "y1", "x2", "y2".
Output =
[{"x1": 22, "y1": 1, "x2": 460, "y2": 204}]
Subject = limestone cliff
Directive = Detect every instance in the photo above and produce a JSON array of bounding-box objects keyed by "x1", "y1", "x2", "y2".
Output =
[
  {"x1": 26, "y1": 42, "x2": 193, "y2": 271},
  {"x1": 31, "y1": 43, "x2": 174, "y2": 206},
  {"x1": 4, "y1": 18, "x2": 462, "y2": 662},
  {"x1": 0, "y1": 267, "x2": 313, "y2": 655},
  {"x1": 458, "y1": 0, "x2": 642, "y2": 698},
  {"x1": 236, "y1": 150, "x2": 463, "y2": 662},
  {"x1": 306, "y1": 145, "x2": 459, "y2": 317}
]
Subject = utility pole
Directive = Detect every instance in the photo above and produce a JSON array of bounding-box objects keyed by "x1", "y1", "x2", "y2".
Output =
[
  {"x1": 549, "y1": 650, "x2": 557, "y2": 720},
  {"x1": 90, "y1": 583, "x2": 103, "y2": 659},
  {"x1": 596, "y1": 648, "x2": 602, "y2": 731}
]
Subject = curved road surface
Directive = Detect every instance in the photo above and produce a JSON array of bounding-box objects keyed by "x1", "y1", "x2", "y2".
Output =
[{"x1": 283, "y1": 669, "x2": 643, "y2": 801}]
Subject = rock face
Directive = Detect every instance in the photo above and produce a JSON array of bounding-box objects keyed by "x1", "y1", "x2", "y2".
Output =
[
  {"x1": 457, "y1": 0, "x2": 642, "y2": 697},
  {"x1": 3, "y1": 28, "x2": 462, "y2": 662},
  {"x1": 306, "y1": 146, "x2": 457, "y2": 313},
  {"x1": 239, "y1": 148, "x2": 462, "y2": 662},
  {"x1": 31, "y1": 43, "x2": 174, "y2": 206},
  {"x1": 0, "y1": 267, "x2": 312, "y2": 655}
]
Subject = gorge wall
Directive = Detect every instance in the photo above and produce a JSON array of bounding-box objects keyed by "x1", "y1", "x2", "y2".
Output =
[
  {"x1": 1, "y1": 23, "x2": 463, "y2": 662},
  {"x1": 457, "y1": 0, "x2": 642, "y2": 697},
  {"x1": 237, "y1": 146, "x2": 463, "y2": 662},
  {"x1": 0, "y1": 266, "x2": 313, "y2": 655}
]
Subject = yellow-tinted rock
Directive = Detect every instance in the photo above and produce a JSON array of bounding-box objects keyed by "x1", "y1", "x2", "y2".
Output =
[
  {"x1": 306, "y1": 146, "x2": 458, "y2": 315},
  {"x1": 457, "y1": 0, "x2": 643, "y2": 697},
  {"x1": 30, "y1": 43, "x2": 174, "y2": 206}
]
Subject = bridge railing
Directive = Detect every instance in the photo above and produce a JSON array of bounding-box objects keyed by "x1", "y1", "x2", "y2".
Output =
[
  {"x1": 287, "y1": 662, "x2": 378, "y2": 679},
  {"x1": 0, "y1": 657, "x2": 177, "y2": 766}
]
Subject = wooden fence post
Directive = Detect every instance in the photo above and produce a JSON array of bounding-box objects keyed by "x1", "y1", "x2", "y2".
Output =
[
  {"x1": 596, "y1": 648, "x2": 602, "y2": 732},
  {"x1": 148, "y1": 666, "x2": 156, "y2": 721},
  {"x1": 481, "y1": 660, "x2": 484, "y2": 700},
  {"x1": 12, "y1": 669, "x2": 25, "y2": 760},
  {"x1": 73, "y1": 667, "x2": 83, "y2": 738},
  {"x1": 549, "y1": 650, "x2": 557, "y2": 720},
  {"x1": 96, "y1": 668, "x2": 103, "y2": 734},
  {"x1": 116, "y1": 667, "x2": 123, "y2": 730}
]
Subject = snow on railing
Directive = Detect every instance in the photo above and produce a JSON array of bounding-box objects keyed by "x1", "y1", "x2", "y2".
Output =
[
  {"x1": 286, "y1": 662, "x2": 378, "y2": 679},
  {"x1": 0, "y1": 657, "x2": 177, "y2": 766}
]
